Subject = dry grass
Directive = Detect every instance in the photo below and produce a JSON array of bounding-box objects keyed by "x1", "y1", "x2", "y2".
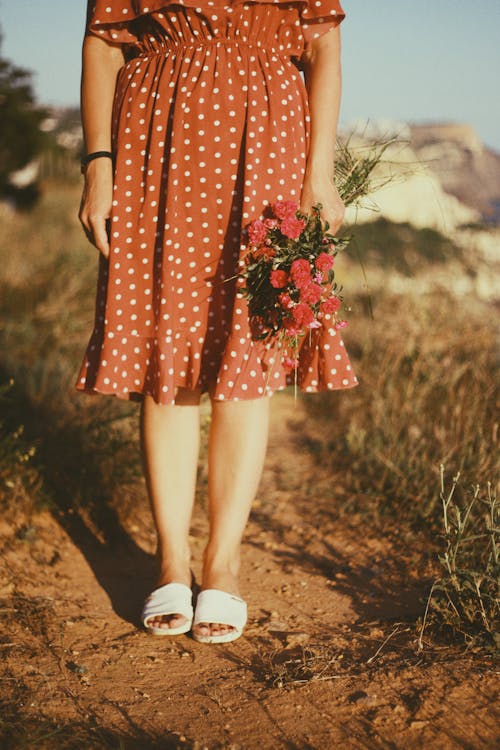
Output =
[
  {"x1": 419, "y1": 469, "x2": 499, "y2": 649},
  {"x1": 300, "y1": 290, "x2": 498, "y2": 529}
]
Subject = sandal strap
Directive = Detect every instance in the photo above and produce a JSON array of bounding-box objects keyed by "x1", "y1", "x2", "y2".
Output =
[
  {"x1": 141, "y1": 582, "x2": 194, "y2": 624},
  {"x1": 193, "y1": 588, "x2": 247, "y2": 630}
]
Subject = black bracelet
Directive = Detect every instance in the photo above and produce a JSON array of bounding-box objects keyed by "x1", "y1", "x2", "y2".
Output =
[{"x1": 81, "y1": 150, "x2": 115, "y2": 172}]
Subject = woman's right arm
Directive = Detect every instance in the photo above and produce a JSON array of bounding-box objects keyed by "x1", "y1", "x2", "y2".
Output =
[{"x1": 79, "y1": 32, "x2": 124, "y2": 258}]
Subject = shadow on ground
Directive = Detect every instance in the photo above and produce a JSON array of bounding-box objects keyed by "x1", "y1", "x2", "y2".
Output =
[{"x1": 1, "y1": 365, "x2": 154, "y2": 626}]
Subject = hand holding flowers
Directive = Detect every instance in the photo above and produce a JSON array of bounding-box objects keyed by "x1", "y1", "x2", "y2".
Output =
[{"x1": 300, "y1": 170, "x2": 346, "y2": 236}]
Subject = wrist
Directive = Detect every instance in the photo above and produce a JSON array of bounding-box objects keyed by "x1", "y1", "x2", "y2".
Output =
[
  {"x1": 81, "y1": 150, "x2": 115, "y2": 174},
  {"x1": 304, "y1": 163, "x2": 335, "y2": 183}
]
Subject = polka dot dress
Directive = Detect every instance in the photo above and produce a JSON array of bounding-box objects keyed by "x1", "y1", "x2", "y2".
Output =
[{"x1": 76, "y1": 0, "x2": 359, "y2": 404}]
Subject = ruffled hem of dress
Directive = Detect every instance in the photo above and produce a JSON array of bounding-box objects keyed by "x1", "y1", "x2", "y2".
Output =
[{"x1": 75, "y1": 317, "x2": 358, "y2": 406}]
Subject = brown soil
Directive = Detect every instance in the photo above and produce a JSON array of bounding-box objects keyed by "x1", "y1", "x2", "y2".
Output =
[{"x1": 0, "y1": 392, "x2": 498, "y2": 749}]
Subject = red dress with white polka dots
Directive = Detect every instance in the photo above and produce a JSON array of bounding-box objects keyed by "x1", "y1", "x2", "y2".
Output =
[{"x1": 76, "y1": 0, "x2": 359, "y2": 404}]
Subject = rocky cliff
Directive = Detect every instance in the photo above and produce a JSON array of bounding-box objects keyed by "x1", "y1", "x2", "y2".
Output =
[
  {"x1": 341, "y1": 119, "x2": 500, "y2": 231},
  {"x1": 409, "y1": 123, "x2": 500, "y2": 223}
]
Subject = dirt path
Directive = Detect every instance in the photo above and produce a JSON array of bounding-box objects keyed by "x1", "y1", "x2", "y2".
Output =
[{"x1": 1, "y1": 392, "x2": 498, "y2": 749}]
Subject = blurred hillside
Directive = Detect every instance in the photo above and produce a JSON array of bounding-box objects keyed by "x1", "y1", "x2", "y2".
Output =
[
  {"x1": 341, "y1": 118, "x2": 500, "y2": 232},
  {"x1": 410, "y1": 123, "x2": 500, "y2": 223}
]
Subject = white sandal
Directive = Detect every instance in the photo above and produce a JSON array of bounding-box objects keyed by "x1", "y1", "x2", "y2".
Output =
[
  {"x1": 141, "y1": 582, "x2": 194, "y2": 636},
  {"x1": 192, "y1": 588, "x2": 247, "y2": 644}
]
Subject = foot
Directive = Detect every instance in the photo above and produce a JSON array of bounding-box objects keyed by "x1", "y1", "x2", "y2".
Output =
[
  {"x1": 193, "y1": 567, "x2": 242, "y2": 640},
  {"x1": 145, "y1": 564, "x2": 194, "y2": 632}
]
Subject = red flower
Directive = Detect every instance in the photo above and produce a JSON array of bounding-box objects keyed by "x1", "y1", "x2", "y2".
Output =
[
  {"x1": 321, "y1": 296, "x2": 341, "y2": 315},
  {"x1": 273, "y1": 200, "x2": 298, "y2": 220},
  {"x1": 315, "y1": 252, "x2": 334, "y2": 273},
  {"x1": 290, "y1": 258, "x2": 311, "y2": 276},
  {"x1": 270, "y1": 269, "x2": 289, "y2": 288},
  {"x1": 281, "y1": 216, "x2": 306, "y2": 240},
  {"x1": 300, "y1": 282, "x2": 323, "y2": 305},
  {"x1": 290, "y1": 258, "x2": 312, "y2": 289},
  {"x1": 278, "y1": 292, "x2": 294, "y2": 309},
  {"x1": 292, "y1": 302, "x2": 315, "y2": 328},
  {"x1": 248, "y1": 219, "x2": 268, "y2": 245},
  {"x1": 254, "y1": 245, "x2": 276, "y2": 260}
]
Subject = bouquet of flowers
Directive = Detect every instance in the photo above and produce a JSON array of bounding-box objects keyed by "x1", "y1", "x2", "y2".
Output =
[{"x1": 240, "y1": 199, "x2": 351, "y2": 375}]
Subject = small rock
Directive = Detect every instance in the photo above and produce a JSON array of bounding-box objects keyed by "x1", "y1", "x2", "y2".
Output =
[
  {"x1": 16, "y1": 524, "x2": 37, "y2": 542},
  {"x1": 66, "y1": 661, "x2": 88, "y2": 675},
  {"x1": 285, "y1": 632, "x2": 310, "y2": 648},
  {"x1": 348, "y1": 690, "x2": 378, "y2": 706},
  {"x1": 0, "y1": 582, "x2": 14, "y2": 596},
  {"x1": 410, "y1": 720, "x2": 429, "y2": 730}
]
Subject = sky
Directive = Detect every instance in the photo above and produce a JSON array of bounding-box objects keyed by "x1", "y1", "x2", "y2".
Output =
[{"x1": 1, "y1": 0, "x2": 499, "y2": 152}]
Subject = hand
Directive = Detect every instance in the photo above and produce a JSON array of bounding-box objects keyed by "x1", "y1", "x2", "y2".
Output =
[
  {"x1": 299, "y1": 171, "x2": 345, "y2": 235},
  {"x1": 78, "y1": 158, "x2": 114, "y2": 259}
]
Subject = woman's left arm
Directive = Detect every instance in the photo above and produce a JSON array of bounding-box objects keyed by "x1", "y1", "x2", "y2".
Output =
[{"x1": 300, "y1": 26, "x2": 345, "y2": 233}]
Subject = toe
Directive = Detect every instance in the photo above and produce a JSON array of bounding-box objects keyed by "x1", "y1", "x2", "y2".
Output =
[
  {"x1": 210, "y1": 622, "x2": 234, "y2": 637},
  {"x1": 195, "y1": 622, "x2": 210, "y2": 636},
  {"x1": 146, "y1": 613, "x2": 186, "y2": 630},
  {"x1": 167, "y1": 614, "x2": 187, "y2": 629}
]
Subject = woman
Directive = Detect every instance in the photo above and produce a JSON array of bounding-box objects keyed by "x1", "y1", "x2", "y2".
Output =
[{"x1": 76, "y1": 0, "x2": 358, "y2": 644}]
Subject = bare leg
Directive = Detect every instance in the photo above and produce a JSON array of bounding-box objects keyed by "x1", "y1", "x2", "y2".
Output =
[
  {"x1": 193, "y1": 395, "x2": 271, "y2": 639},
  {"x1": 139, "y1": 388, "x2": 201, "y2": 630}
]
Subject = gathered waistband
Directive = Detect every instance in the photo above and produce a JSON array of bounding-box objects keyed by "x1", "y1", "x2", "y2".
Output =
[{"x1": 135, "y1": 37, "x2": 294, "y2": 59}]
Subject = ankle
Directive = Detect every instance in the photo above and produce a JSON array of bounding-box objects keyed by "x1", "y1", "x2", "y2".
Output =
[
  {"x1": 203, "y1": 544, "x2": 241, "y2": 578},
  {"x1": 156, "y1": 545, "x2": 191, "y2": 584}
]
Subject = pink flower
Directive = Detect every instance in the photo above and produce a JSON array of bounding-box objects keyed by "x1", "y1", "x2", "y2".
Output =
[
  {"x1": 300, "y1": 282, "x2": 323, "y2": 305},
  {"x1": 278, "y1": 292, "x2": 294, "y2": 309},
  {"x1": 335, "y1": 319, "x2": 348, "y2": 329},
  {"x1": 281, "y1": 216, "x2": 306, "y2": 240},
  {"x1": 264, "y1": 218, "x2": 279, "y2": 229},
  {"x1": 248, "y1": 219, "x2": 268, "y2": 245},
  {"x1": 270, "y1": 269, "x2": 289, "y2": 288},
  {"x1": 283, "y1": 355, "x2": 299, "y2": 372},
  {"x1": 315, "y1": 252, "x2": 334, "y2": 273},
  {"x1": 283, "y1": 318, "x2": 302, "y2": 336},
  {"x1": 320, "y1": 296, "x2": 341, "y2": 315},
  {"x1": 307, "y1": 319, "x2": 322, "y2": 329},
  {"x1": 273, "y1": 200, "x2": 298, "y2": 220},
  {"x1": 292, "y1": 302, "x2": 314, "y2": 328}
]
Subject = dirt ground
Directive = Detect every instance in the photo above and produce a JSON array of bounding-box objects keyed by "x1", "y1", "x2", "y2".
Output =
[{"x1": 0, "y1": 392, "x2": 498, "y2": 749}]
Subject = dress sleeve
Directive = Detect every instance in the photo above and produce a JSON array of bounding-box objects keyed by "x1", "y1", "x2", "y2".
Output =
[
  {"x1": 299, "y1": 0, "x2": 346, "y2": 47},
  {"x1": 85, "y1": 1, "x2": 172, "y2": 44}
]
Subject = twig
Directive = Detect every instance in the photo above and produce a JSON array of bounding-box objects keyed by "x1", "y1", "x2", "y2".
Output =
[
  {"x1": 418, "y1": 580, "x2": 440, "y2": 652},
  {"x1": 366, "y1": 625, "x2": 402, "y2": 664}
]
